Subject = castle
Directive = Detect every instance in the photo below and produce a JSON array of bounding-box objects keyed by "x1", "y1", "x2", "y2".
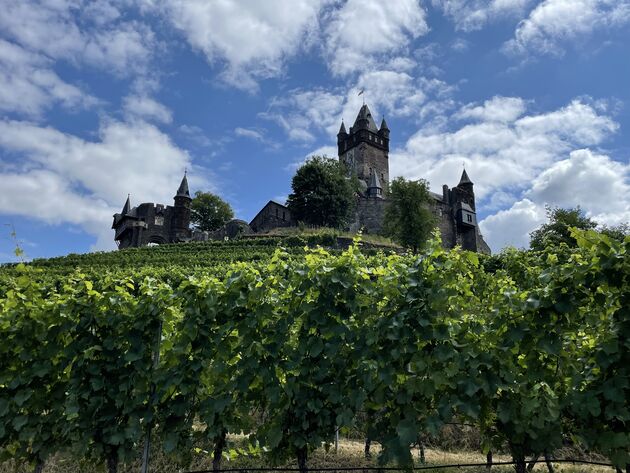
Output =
[
  {"x1": 112, "y1": 103, "x2": 490, "y2": 254},
  {"x1": 112, "y1": 174, "x2": 192, "y2": 249}
]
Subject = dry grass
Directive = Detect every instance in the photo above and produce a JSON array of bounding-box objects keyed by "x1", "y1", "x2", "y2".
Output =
[{"x1": 0, "y1": 437, "x2": 614, "y2": 473}]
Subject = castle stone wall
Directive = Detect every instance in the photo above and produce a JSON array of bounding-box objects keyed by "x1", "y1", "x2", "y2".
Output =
[
  {"x1": 355, "y1": 143, "x2": 389, "y2": 193},
  {"x1": 355, "y1": 196, "x2": 388, "y2": 234},
  {"x1": 431, "y1": 199, "x2": 456, "y2": 248},
  {"x1": 249, "y1": 201, "x2": 293, "y2": 233}
]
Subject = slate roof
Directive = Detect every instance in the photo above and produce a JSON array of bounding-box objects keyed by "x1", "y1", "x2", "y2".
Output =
[
  {"x1": 353, "y1": 104, "x2": 378, "y2": 132},
  {"x1": 176, "y1": 173, "x2": 190, "y2": 198},
  {"x1": 458, "y1": 169, "x2": 473, "y2": 186},
  {"x1": 368, "y1": 171, "x2": 382, "y2": 189}
]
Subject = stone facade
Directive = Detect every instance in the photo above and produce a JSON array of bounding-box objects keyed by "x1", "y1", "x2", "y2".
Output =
[
  {"x1": 249, "y1": 201, "x2": 293, "y2": 233},
  {"x1": 351, "y1": 195, "x2": 389, "y2": 235},
  {"x1": 112, "y1": 174, "x2": 192, "y2": 249},
  {"x1": 339, "y1": 104, "x2": 490, "y2": 254},
  {"x1": 338, "y1": 104, "x2": 390, "y2": 194}
]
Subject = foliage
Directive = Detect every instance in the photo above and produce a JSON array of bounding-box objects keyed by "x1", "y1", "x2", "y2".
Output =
[
  {"x1": 287, "y1": 156, "x2": 356, "y2": 228},
  {"x1": 600, "y1": 222, "x2": 630, "y2": 242},
  {"x1": 191, "y1": 191, "x2": 234, "y2": 232},
  {"x1": 383, "y1": 177, "x2": 436, "y2": 252},
  {"x1": 529, "y1": 206, "x2": 597, "y2": 251},
  {"x1": 1, "y1": 230, "x2": 629, "y2": 472}
]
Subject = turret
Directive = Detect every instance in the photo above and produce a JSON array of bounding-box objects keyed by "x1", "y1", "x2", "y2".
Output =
[
  {"x1": 121, "y1": 194, "x2": 131, "y2": 215},
  {"x1": 352, "y1": 104, "x2": 379, "y2": 132},
  {"x1": 172, "y1": 172, "x2": 192, "y2": 237},
  {"x1": 112, "y1": 194, "x2": 132, "y2": 228},
  {"x1": 457, "y1": 168, "x2": 473, "y2": 193},
  {"x1": 367, "y1": 171, "x2": 383, "y2": 198},
  {"x1": 337, "y1": 120, "x2": 348, "y2": 155},
  {"x1": 378, "y1": 117, "x2": 390, "y2": 139}
]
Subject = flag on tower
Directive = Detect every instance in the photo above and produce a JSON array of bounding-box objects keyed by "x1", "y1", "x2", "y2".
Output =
[{"x1": 358, "y1": 89, "x2": 364, "y2": 96}]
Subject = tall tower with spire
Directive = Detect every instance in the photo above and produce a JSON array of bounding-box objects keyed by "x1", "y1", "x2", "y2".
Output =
[
  {"x1": 337, "y1": 104, "x2": 390, "y2": 193},
  {"x1": 172, "y1": 172, "x2": 192, "y2": 238}
]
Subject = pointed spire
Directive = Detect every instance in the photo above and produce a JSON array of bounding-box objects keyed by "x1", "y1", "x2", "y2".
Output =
[
  {"x1": 176, "y1": 171, "x2": 191, "y2": 198},
  {"x1": 121, "y1": 194, "x2": 131, "y2": 215},
  {"x1": 338, "y1": 120, "x2": 347, "y2": 135},
  {"x1": 380, "y1": 116, "x2": 389, "y2": 131},
  {"x1": 353, "y1": 104, "x2": 378, "y2": 132},
  {"x1": 458, "y1": 168, "x2": 473, "y2": 186},
  {"x1": 368, "y1": 171, "x2": 381, "y2": 189},
  {"x1": 367, "y1": 171, "x2": 383, "y2": 198}
]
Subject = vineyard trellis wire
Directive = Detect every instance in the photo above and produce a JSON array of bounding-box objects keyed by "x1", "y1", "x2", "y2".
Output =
[{"x1": 181, "y1": 459, "x2": 617, "y2": 473}]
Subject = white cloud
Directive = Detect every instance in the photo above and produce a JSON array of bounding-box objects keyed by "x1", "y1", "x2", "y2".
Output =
[
  {"x1": 526, "y1": 149, "x2": 630, "y2": 223},
  {"x1": 152, "y1": 0, "x2": 327, "y2": 91},
  {"x1": 0, "y1": 169, "x2": 115, "y2": 250},
  {"x1": 0, "y1": 0, "x2": 156, "y2": 75},
  {"x1": 264, "y1": 71, "x2": 455, "y2": 143},
  {"x1": 235, "y1": 127, "x2": 265, "y2": 141},
  {"x1": 505, "y1": 0, "x2": 630, "y2": 56},
  {"x1": 178, "y1": 125, "x2": 213, "y2": 148},
  {"x1": 479, "y1": 198, "x2": 546, "y2": 249},
  {"x1": 456, "y1": 96, "x2": 527, "y2": 123},
  {"x1": 0, "y1": 39, "x2": 98, "y2": 116},
  {"x1": 286, "y1": 145, "x2": 338, "y2": 172},
  {"x1": 123, "y1": 94, "x2": 172, "y2": 124},
  {"x1": 324, "y1": 0, "x2": 428, "y2": 76},
  {"x1": 0, "y1": 118, "x2": 209, "y2": 250},
  {"x1": 262, "y1": 88, "x2": 343, "y2": 143},
  {"x1": 391, "y1": 98, "x2": 618, "y2": 201},
  {"x1": 480, "y1": 149, "x2": 630, "y2": 250},
  {"x1": 432, "y1": 0, "x2": 533, "y2": 31}
]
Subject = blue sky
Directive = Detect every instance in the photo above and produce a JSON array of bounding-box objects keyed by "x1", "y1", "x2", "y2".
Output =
[{"x1": 1, "y1": 0, "x2": 629, "y2": 262}]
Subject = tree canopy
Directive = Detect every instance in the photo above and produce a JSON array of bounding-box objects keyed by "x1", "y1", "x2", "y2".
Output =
[
  {"x1": 286, "y1": 156, "x2": 356, "y2": 228},
  {"x1": 529, "y1": 206, "x2": 597, "y2": 251},
  {"x1": 190, "y1": 191, "x2": 234, "y2": 232},
  {"x1": 383, "y1": 177, "x2": 436, "y2": 252}
]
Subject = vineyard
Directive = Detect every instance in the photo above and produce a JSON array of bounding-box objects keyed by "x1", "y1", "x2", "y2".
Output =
[{"x1": 0, "y1": 231, "x2": 628, "y2": 473}]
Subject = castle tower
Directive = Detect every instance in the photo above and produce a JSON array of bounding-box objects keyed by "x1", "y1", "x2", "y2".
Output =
[
  {"x1": 452, "y1": 169, "x2": 478, "y2": 251},
  {"x1": 366, "y1": 171, "x2": 383, "y2": 198},
  {"x1": 453, "y1": 168, "x2": 475, "y2": 211},
  {"x1": 172, "y1": 172, "x2": 192, "y2": 240},
  {"x1": 338, "y1": 104, "x2": 390, "y2": 193}
]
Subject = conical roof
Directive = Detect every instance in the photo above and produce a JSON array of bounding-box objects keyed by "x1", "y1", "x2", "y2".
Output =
[
  {"x1": 368, "y1": 171, "x2": 382, "y2": 189},
  {"x1": 121, "y1": 194, "x2": 131, "y2": 215},
  {"x1": 353, "y1": 104, "x2": 378, "y2": 132},
  {"x1": 176, "y1": 172, "x2": 191, "y2": 198},
  {"x1": 380, "y1": 117, "x2": 389, "y2": 131},
  {"x1": 338, "y1": 120, "x2": 347, "y2": 134},
  {"x1": 458, "y1": 169, "x2": 473, "y2": 186}
]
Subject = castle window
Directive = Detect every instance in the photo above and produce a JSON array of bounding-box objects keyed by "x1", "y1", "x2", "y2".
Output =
[
  {"x1": 154, "y1": 216, "x2": 164, "y2": 226},
  {"x1": 282, "y1": 211, "x2": 285, "y2": 220},
  {"x1": 276, "y1": 208, "x2": 278, "y2": 217},
  {"x1": 467, "y1": 214, "x2": 472, "y2": 222},
  {"x1": 369, "y1": 134, "x2": 372, "y2": 140}
]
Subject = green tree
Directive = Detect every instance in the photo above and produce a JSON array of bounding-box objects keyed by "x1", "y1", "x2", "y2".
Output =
[
  {"x1": 191, "y1": 191, "x2": 234, "y2": 232},
  {"x1": 599, "y1": 222, "x2": 630, "y2": 242},
  {"x1": 529, "y1": 206, "x2": 597, "y2": 251},
  {"x1": 383, "y1": 177, "x2": 436, "y2": 252},
  {"x1": 286, "y1": 156, "x2": 356, "y2": 228}
]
